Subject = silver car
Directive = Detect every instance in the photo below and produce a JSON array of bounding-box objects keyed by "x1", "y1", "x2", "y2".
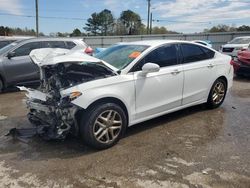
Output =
[
  {"x1": 220, "y1": 36, "x2": 250, "y2": 57},
  {"x1": 0, "y1": 37, "x2": 92, "y2": 92}
]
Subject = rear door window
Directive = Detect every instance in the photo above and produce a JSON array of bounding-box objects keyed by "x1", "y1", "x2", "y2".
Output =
[
  {"x1": 42, "y1": 41, "x2": 66, "y2": 48},
  {"x1": 180, "y1": 44, "x2": 214, "y2": 63},
  {"x1": 66, "y1": 41, "x2": 76, "y2": 49}
]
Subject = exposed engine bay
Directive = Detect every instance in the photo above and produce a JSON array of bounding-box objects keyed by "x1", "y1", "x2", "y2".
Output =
[
  {"x1": 7, "y1": 48, "x2": 116, "y2": 141},
  {"x1": 26, "y1": 62, "x2": 115, "y2": 140}
]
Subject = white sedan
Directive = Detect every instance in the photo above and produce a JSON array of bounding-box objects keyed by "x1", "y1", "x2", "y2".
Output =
[{"x1": 21, "y1": 40, "x2": 233, "y2": 149}]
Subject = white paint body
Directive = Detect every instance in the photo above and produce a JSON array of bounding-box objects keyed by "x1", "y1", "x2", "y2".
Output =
[{"x1": 52, "y1": 40, "x2": 234, "y2": 127}]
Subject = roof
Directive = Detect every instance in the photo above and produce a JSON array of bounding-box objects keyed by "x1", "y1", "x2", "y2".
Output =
[
  {"x1": 117, "y1": 39, "x2": 197, "y2": 47},
  {"x1": 234, "y1": 36, "x2": 250, "y2": 39},
  {"x1": 24, "y1": 37, "x2": 84, "y2": 42}
]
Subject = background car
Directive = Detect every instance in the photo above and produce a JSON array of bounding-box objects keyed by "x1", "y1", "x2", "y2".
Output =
[
  {"x1": 232, "y1": 47, "x2": 250, "y2": 77},
  {"x1": 0, "y1": 37, "x2": 93, "y2": 92},
  {"x1": 0, "y1": 36, "x2": 33, "y2": 49},
  {"x1": 0, "y1": 39, "x2": 16, "y2": 49},
  {"x1": 22, "y1": 40, "x2": 233, "y2": 149},
  {"x1": 220, "y1": 36, "x2": 250, "y2": 57},
  {"x1": 193, "y1": 40, "x2": 213, "y2": 48}
]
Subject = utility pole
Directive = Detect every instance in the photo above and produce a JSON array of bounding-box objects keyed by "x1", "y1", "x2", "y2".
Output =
[
  {"x1": 147, "y1": 0, "x2": 151, "y2": 34},
  {"x1": 35, "y1": 0, "x2": 39, "y2": 37},
  {"x1": 150, "y1": 12, "x2": 152, "y2": 34}
]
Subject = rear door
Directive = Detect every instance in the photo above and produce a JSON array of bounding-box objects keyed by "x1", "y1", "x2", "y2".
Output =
[
  {"x1": 180, "y1": 43, "x2": 216, "y2": 105},
  {"x1": 133, "y1": 44, "x2": 184, "y2": 120},
  {"x1": 3, "y1": 42, "x2": 41, "y2": 84}
]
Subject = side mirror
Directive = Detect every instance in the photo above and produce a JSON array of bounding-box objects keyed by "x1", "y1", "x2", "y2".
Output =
[
  {"x1": 7, "y1": 52, "x2": 15, "y2": 59},
  {"x1": 141, "y1": 63, "x2": 160, "y2": 74}
]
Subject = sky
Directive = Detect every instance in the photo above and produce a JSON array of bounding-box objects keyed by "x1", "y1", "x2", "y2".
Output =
[{"x1": 0, "y1": 0, "x2": 250, "y2": 34}]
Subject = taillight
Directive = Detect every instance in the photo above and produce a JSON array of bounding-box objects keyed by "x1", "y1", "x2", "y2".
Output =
[
  {"x1": 230, "y1": 59, "x2": 234, "y2": 65},
  {"x1": 84, "y1": 46, "x2": 93, "y2": 55}
]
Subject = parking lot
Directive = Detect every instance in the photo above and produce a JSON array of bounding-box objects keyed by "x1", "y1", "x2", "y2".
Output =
[{"x1": 0, "y1": 77, "x2": 249, "y2": 188}]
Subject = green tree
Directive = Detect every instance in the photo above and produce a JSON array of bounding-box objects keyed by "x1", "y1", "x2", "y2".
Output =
[
  {"x1": 99, "y1": 9, "x2": 114, "y2": 35},
  {"x1": 84, "y1": 9, "x2": 114, "y2": 36},
  {"x1": 237, "y1": 25, "x2": 250, "y2": 32},
  {"x1": 71, "y1": 28, "x2": 81, "y2": 37},
  {"x1": 204, "y1": 24, "x2": 239, "y2": 33},
  {"x1": 0, "y1": 26, "x2": 11, "y2": 36},
  {"x1": 119, "y1": 10, "x2": 144, "y2": 35},
  {"x1": 84, "y1": 12, "x2": 101, "y2": 35}
]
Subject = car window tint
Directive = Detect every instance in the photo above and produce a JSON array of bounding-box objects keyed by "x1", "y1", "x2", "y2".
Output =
[
  {"x1": 131, "y1": 44, "x2": 178, "y2": 72},
  {"x1": 42, "y1": 41, "x2": 66, "y2": 48},
  {"x1": 66, "y1": 41, "x2": 76, "y2": 49},
  {"x1": 145, "y1": 44, "x2": 178, "y2": 67},
  {"x1": 14, "y1": 42, "x2": 41, "y2": 56},
  {"x1": 181, "y1": 44, "x2": 210, "y2": 63},
  {"x1": 0, "y1": 41, "x2": 11, "y2": 48},
  {"x1": 200, "y1": 46, "x2": 215, "y2": 59}
]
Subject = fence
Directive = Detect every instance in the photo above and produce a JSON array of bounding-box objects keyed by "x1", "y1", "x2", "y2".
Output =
[{"x1": 82, "y1": 31, "x2": 250, "y2": 50}]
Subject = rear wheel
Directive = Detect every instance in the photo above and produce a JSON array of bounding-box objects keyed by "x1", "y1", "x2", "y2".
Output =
[
  {"x1": 80, "y1": 102, "x2": 127, "y2": 149},
  {"x1": 207, "y1": 78, "x2": 227, "y2": 109}
]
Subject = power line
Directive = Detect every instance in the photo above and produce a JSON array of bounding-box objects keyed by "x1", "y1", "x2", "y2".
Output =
[
  {"x1": 152, "y1": 19, "x2": 211, "y2": 24},
  {"x1": 1, "y1": 12, "x2": 248, "y2": 25},
  {"x1": 0, "y1": 12, "x2": 87, "y2": 21}
]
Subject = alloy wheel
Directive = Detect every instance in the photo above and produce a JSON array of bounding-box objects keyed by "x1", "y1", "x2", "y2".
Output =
[
  {"x1": 212, "y1": 81, "x2": 225, "y2": 104},
  {"x1": 93, "y1": 110, "x2": 122, "y2": 144}
]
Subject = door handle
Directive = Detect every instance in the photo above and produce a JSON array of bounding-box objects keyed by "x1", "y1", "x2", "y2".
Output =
[
  {"x1": 171, "y1": 69, "x2": 181, "y2": 75},
  {"x1": 207, "y1": 64, "x2": 214, "y2": 68}
]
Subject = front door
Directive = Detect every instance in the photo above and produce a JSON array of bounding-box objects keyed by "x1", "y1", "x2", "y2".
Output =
[
  {"x1": 133, "y1": 44, "x2": 184, "y2": 121},
  {"x1": 3, "y1": 42, "x2": 41, "y2": 84}
]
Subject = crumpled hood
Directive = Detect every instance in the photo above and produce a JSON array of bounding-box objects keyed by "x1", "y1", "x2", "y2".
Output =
[{"x1": 29, "y1": 48, "x2": 118, "y2": 72}]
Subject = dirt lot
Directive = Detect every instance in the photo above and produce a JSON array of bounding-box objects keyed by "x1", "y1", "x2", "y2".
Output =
[{"x1": 0, "y1": 78, "x2": 249, "y2": 188}]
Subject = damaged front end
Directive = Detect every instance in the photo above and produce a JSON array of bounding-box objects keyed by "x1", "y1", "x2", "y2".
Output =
[
  {"x1": 7, "y1": 48, "x2": 116, "y2": 141},
  {"x1": 25, "y1": 87, "x2": 80, "y2": 140}
]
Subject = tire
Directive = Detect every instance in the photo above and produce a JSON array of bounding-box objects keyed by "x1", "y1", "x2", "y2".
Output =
[
  {"x1": 80, "y1": 102, "x2": 127, "y2": 149},
  {"x1": 0, "y1": 78, "x2": 4, "y2": 93},
  {"x1": 206, "y1": 78, "x2": 227, "y2": 109}
]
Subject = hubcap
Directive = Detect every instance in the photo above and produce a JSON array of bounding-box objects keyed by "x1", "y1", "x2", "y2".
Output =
[
  {"x1": 212, "y1": 81, "x2": 225, "y2": 104},
  {"x1": 93, "y1": 110, "x2": 122, "y2": 144}
]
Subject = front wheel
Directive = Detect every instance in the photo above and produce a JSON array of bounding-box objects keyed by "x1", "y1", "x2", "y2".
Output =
[
  {"x1": 206, "y1": 78, "x2": 227, "y2": 109},
  {"x1": 80, "y1": 102, "x2": 127, "y2": 149}
]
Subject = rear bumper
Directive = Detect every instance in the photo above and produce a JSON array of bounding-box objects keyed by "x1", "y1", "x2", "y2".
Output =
[{"x1": 232, "y1": 60, "x2": 250, "y2": 76}]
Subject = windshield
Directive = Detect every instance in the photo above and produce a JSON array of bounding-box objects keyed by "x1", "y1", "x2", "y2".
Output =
[
  {"x1": 228, "y1": 38, "x2": 250, "y2": 44},
  {"x1": 0, "y1": 41, "x2": 21, "y2": 55},
  {"x1": 95, "y1": 44, "x2": 149, "y2": 69}
]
